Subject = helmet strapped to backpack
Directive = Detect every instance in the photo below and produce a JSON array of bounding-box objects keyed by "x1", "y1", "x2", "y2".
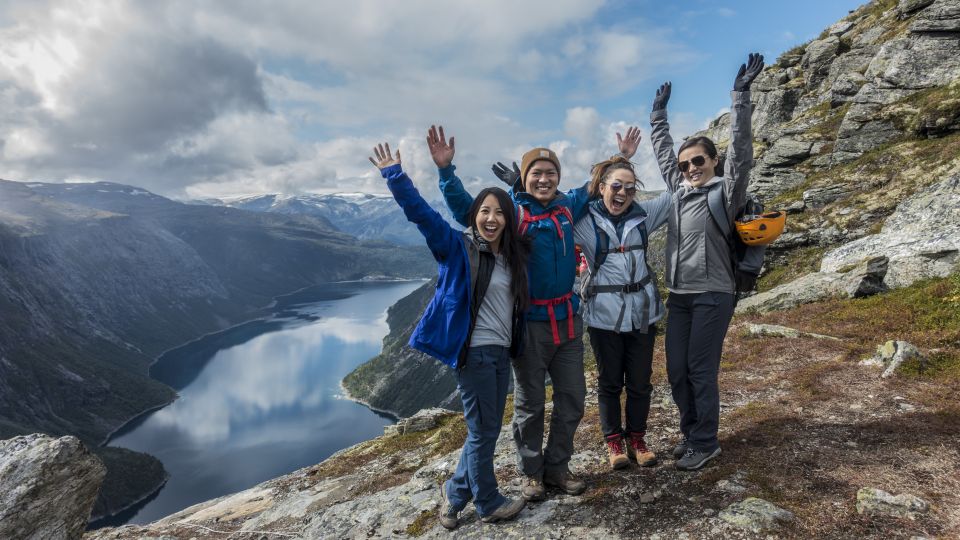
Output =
[{"x1": 735, "y1": 211, "x2": 786, "y2": 246}]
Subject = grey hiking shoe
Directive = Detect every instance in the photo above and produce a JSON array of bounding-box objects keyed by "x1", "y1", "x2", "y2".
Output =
[
  {"x1": 438, "y1": 483, "x2": 458, "y2": 530},
  {"x1": 671, "y1": 437, "x2": 689, "y2": 459},
  {"x1": 521, "y1": 476, "x2": 545, "y2": 501},
  {"x1": 675, "y1": 447, "x2": 721, "y2": 471},
  {"x1": 543, "y1": 468, "x2": 587, "y2": 495},
  {"x1": 481, "y1": 497, "x2": 525, "y2": 523}
]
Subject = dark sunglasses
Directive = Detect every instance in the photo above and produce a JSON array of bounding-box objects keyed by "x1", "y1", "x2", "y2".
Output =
[
  {"x1": 678, "y1": 155, "x2": 708, "y2": 172},
  {"x1": 605, "y1": 181, "x2": 637, "y2": 193}
]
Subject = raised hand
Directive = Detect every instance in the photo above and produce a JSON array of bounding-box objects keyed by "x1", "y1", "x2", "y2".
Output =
[
  {"x1": 426, "y1": 124, "x2": 455, "y2": 168},
  {"x1": 733, "y1": 53, "x2": 765, "y2": 91},
  {"x1": 368, "y1": 142, "x2": 400, "y2": 170},
  {"x1": 652, "y1": 82, "x2": 671, "y2": 112},
  {"x1": 491, "y1": 161, "x2": 520, "y2": 186},
  {"x1": 616, "y1": 126, "x2": 642, "y2": 159}
]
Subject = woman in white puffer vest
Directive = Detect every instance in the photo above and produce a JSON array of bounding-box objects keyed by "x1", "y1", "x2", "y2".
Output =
[{"x1": 573, "y1": 154, "x2": 672, "y2": 471}]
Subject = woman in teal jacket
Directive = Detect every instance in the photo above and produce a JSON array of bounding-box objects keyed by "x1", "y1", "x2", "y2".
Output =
[{"x1": 369, "y1": 142, "x2": 528, "y2": 528}]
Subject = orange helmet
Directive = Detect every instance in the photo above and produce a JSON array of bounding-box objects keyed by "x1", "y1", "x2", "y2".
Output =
[{"x1": 735, "y1": 211, "x2": 786, "y2": 246}]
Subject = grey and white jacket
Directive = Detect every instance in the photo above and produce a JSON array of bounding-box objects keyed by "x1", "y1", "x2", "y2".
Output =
[
  {"x1": 650, "y1": 90, "x2": 753, "y2": 294},
  {"x1": 574, "y1": 192, "x2": 672, "y2": 333}
]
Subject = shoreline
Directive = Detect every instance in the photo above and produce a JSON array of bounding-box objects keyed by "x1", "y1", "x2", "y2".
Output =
[
  {"x1": 338, "y1": 379, "x2": 401, "y2": 422},
  {"x1": 88, "y1": 473, "x2": 170, "y2": 526}
]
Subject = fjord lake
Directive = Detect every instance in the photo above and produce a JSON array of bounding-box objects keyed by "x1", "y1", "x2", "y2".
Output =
[{"x1": 103, "y1": 280, "x2": 425, "y2": 525}]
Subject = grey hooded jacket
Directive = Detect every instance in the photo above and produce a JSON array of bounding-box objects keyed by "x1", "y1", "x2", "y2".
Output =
[
  {"x1": 650, "y1": 90, "x2": 753, "y2": 294},
  {"x1": 574, "y1": 191, "x2": 672, "y2": 333}
]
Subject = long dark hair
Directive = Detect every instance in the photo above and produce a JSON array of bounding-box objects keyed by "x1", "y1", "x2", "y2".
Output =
[
  {"x1": 678, "y1": 136, "x2": 725, "y2": 177},
  {"x1": 467, "y1": 187, "x2": 530, "y2": 312}
]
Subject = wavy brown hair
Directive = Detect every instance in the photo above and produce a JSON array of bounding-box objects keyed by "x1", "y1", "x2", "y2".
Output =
[{"x1": 587, "y1": 155, "x2": 645, "y2": 199}]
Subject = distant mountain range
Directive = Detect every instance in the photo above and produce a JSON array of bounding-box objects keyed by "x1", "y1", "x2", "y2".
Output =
[{"x1": 204, "y1": 192, "x2": 458, "y2": 245}]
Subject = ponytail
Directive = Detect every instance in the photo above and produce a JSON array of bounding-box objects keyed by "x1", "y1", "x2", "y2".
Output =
[{"x1": 587, "y1": 156, "x2": 645, "y2": 199}]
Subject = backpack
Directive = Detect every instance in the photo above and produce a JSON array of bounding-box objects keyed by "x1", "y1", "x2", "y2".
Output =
[
  {"x1": 705, "y1": 186, "x2": 768, "y2": 296},
  {"x1": 579, "y1": 211, "x2": 652, "y2": 299},
  {"x1": 517, "y1": 204, "x2": 574, "y2": 241}
]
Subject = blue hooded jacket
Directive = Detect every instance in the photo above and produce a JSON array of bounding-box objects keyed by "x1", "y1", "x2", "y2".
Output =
[{"x1": 438, "y1": 164, "x2": 590, "y2": 324}]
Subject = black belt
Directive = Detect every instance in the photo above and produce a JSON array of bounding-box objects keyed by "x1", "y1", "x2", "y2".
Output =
[{"x1": 586, "y1": 275, "x2": 651, "y2": 295}]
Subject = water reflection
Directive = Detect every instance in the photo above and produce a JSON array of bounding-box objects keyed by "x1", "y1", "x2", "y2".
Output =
[{"x1": 106, "y1": 280, "x2": 423, "y2": 525}]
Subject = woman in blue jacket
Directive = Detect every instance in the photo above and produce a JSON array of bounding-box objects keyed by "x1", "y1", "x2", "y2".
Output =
[{"x1": 369, "y1": 142, "x2": 529, "y2": 529}]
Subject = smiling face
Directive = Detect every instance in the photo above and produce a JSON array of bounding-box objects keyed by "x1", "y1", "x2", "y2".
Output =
[
  {"x1": 474, "y1": 193, "x2": 506, "y2": 250},
  {"x1": 678, "y1": 144, "x2": 718, "y2": 187},
  {"x1": 599, "y1": 168, "x2": 637, "y2": 216},
  {"x1": 524, "y1": 159, "x2": 559, "y2": 205}
]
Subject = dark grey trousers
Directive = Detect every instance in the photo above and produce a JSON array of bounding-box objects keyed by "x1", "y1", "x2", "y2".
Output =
[
  {"x1": 511, "y1": 315, "x2": 585, "y2": 479},
  {"x1": 665, "y1": 291, "x2": 735, "y2": 453}
]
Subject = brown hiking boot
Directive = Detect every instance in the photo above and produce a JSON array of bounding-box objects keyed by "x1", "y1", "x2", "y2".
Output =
[
  {"x1": 605, "y1": 434, "x2": 629, "y2": 470},
  {"x1": 438, "y1": 482, "x2": 458, "y2": 530},
  {"x1": 627, "y1": 432, "x2": 658, "y2": 467},
  {"x1": 481, "y1": 497, "x2": 525, "y2": 523},
  {"x1": 521, "y1": 476, "x2": 545, "y2": 501},
  {"x1": 543, "y1": 467, "x2": 587, "y2": 495}
]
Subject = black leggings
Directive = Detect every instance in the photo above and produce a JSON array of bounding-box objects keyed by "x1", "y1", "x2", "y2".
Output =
[{"x1": 665, "y1": 291, "x2": 735, "y2": 452}]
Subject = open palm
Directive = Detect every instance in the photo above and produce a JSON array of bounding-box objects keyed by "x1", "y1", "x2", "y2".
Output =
[
  {"x1": 426, "y1": 124, "x2": 455, "y2": 168},
  {"x1": 368, "y1": 142, "x2": 400, "y2": 170}
]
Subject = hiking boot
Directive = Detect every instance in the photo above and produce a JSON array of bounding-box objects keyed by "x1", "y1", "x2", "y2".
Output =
[
  {"x1": 671, "y1": 437, "x2": 689, "y2": 459},
  {"x1": 627, "y1": 432, "x2": 658, "y2": 467},
  {"x1": 606, "y1": 434, "x2": 630, "y2": 470},
  {"x1": 543, "y1": 468, "x2": 587, "y2": 495},
  {"x1": 481, "y1": 497, "x2": 525, "y2": 523},
  {"x1": 675, "y1": 447, "x2": 722, "y2": 471},
  {"x1": 521, "y1": 477, "x2": 545, "y2": 501},
  {"x1": 438, "y1": 483, "x2": 459, "y2": 530}
]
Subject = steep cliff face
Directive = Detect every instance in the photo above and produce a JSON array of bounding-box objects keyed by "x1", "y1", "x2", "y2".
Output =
[{"x1": 342, "y1": 279, "x2": 460, "y2": 418}]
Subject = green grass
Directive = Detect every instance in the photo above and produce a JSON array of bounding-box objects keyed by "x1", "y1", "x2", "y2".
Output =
[{"x1": 756, "y1": 246, "x2": 826, "y2": 292}]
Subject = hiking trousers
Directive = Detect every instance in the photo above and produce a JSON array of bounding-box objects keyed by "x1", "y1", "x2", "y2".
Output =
[
  {"x1": 512, "y1": 316, "x2": 585, "y2": 479},
  {"x1": 589, "y1": 325, "x2": 657, "y2": 438},
  {"x1": 446, "y1": 345, "x2": 510, "y2": 517},
  {"x1": 665, "y1": 291, "x2": 735, "y2": 453}
]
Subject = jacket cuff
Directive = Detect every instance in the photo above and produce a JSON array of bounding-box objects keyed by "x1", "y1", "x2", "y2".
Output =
[
  {"x1": 438, "y1": 164, "x2": 457, "y2": 179},
  {"x1": 379, "y1": 163, "x2": 403, "y2": 179},
  {"x1": 731, "y1": 90, "x2": 751, "y2": 104},
  {"x1": 650, "y1": 109, "x2": 668, "y2": 122}
]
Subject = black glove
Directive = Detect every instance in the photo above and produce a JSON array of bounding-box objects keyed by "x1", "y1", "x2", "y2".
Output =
[
  {"x1": 733, "y1": 53, "x2": 765, "y2": 91},
  {"x1": 652, "y1": 82, "x2": 671, "y2": 112},
  {"x1": 491, "y1": 161, "x2": 520, "y2": 187}
]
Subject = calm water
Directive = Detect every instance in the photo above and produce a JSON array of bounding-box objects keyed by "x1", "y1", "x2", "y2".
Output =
[{"x1": 103, "y1": 280, "x2": 424, "y2": 525}]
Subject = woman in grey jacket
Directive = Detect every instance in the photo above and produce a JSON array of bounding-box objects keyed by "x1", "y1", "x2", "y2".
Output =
[
  {"x1": 649, "y1": 53, "x2": 764, "y2": 471},
  {"x1": 574, "y1": 155, "x2": 672, "y2": 470}
]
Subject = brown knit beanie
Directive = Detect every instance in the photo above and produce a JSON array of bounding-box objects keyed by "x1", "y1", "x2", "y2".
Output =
[{"x1": 520, "y1": 147, "x2": 561, "y2": 183}]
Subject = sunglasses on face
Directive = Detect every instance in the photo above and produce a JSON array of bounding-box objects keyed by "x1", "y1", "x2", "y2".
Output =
[
  {"x1": 605, "y1": 181, "x2": 637, "y2": 194},
  {"x1": 678, "y1": 155, "x2": 708, "y2": 173}
]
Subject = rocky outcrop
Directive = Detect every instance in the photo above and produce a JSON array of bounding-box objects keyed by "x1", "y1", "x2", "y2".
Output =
[
  {"x1": 856, "y1": 487, "x2": 930, "y2": 519},
  {"x1": 384, "y1": 408, "x2": 458, "y2": 436},
  {"x1": 0, "y1": 435, "x2": 106, "y2": 540},
  {"x1": 718, "y1": 497, "x2": 795, "y2": 533},
  {"x1": 820, "y1": 175, "x2": 960, "y2": 288},
  {"x1": 860, "y1": 340, "x2": 927, "y2": 377},
  {"x1": 737, "y1": 255, "x2": 888, "y2": 313}
]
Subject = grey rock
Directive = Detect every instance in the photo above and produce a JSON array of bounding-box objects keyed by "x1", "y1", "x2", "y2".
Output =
[
  {"x1": 820, "y1": 175, "x2": 960, "y2": 289},
  {"x1": 856, "y1": 487, "x2": 929, "y2": 519},
  {"x1": 749, "y1": 164, "x2": 807, "y2": 201},
  {"x1": 828, "y1": 20, "x2": 855, "y2": 36},
  {"x1": 898, "y1": 0, "x2": 936, "y2": 19},
  {"x1": 387, "y1": 408, "x2": 458, "y2": 436},
  {"x1": 763, "y1": 138, "x2": 814, "y2": 166},
  {"x1": 802, "y1": 36, "x2": 841, "y2": 89},
  {"x1": 0, "y1": 434, "x2": 106, "y2": 540},
  {"x1": 865, "y1": 340, "x2": 927, "y2": 378},
  {"x1": 719, "y1": 497, "x2": 795, "y2": 532},
  {"x1": 747, "y1": 323, "x2": 841, "y2": 341},
  {"x1": 753, "y1": 88, "x2": 804, "y2": 140},
  {"x1": 830, "y1": 71, "x2": 869, "y2": 107},
  {"x1": 909, "y1": 0, "x2": 960, "y2": 33},
  {"x1": 737, "y1": 256, "x2": 887, "y2": 313},
  {"x1": 866, "y1": 34, "x2": 960, "y2": 90}
]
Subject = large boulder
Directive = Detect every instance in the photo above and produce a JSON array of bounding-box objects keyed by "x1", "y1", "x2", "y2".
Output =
[
  {"x1": 0, "y1": 434, "x2": 106, "y2": 540},
  {"x1": 820, "y1": 175, "x2": 960, "y2": 288}
]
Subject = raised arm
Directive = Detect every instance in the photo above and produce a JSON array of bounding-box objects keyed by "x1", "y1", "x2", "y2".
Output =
[
  {"x1": 427, "y1": 125, "x2": 472, "y2": 228},
  {"x1": 648, "y1": 82, "x2": 683, "y2": 192},
  {"x1": 725, "y1": 53, "x2": 764, "y2": 215},
  {"x1": 370, "y1": 142, "x2": 458, "y2": 261}
]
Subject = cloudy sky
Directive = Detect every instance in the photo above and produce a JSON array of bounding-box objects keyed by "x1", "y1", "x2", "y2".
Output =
[{"x1": 0, "y1": 0, "x2": 864, "y2": 200}]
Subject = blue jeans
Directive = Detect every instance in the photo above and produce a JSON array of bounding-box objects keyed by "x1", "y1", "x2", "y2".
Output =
[{"x1": 445, "y1": 345, "x2": 511, "y2": 517}]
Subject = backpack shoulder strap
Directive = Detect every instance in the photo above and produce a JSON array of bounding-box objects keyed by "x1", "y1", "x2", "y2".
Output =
[
  {"x1": 592, "y1": 213, "x2": 609, "y2": 274},
  {"x1": 706, "y1": 184, "x2": 732, "y2": 239}
]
